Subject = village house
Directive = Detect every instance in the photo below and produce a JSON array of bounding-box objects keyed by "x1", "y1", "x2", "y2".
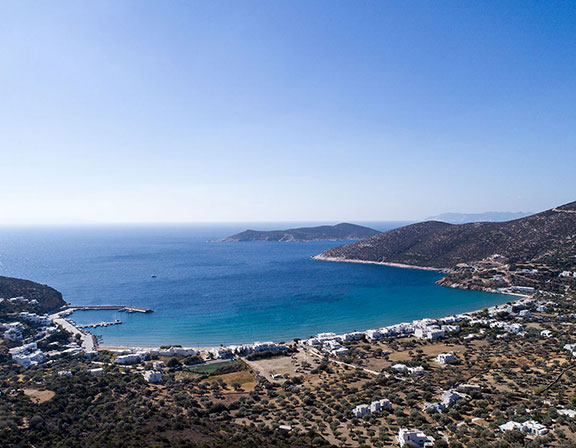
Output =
[
  {"x1": 143, "y1": 370, "x2": 163, "y2": 383},
  {"x1": 436, "y1": 352, "x2": 458, "y2": 364},
  {"x1": 499, "y1": 420, "x2": 548, "y2": 436},
  {"x1": 19, "y1": 312, "x2": 53, "y2": 326},
  {"x1": 9, "y1": 342, "x2": 46, "y2": 368},
  {"x1": 396, "y1": 428, "x2": 435, "y2": 447},
  {"x1": 353, "y1": 399, "x2": 392, "y2": 418},
  {"x1": 115, "y1": 351, "x2": 148, "y2": 365}
]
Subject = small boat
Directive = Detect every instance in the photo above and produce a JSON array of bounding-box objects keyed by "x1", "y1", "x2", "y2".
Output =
[{"x1": 151, "y1": 275, "x2": 157, "y2": 278}]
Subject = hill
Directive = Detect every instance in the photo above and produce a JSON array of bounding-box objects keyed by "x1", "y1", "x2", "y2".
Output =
[
  {"x1": 219, "y1": 223, "x2": 380, "y2": 242},
  {"x1": 426, "y1": 211, "x2": 532, "y2": 224},
  {"x1": 315, "y1": 201, "x2": 576, "y2": 269},
  {"x1": 0, "y1": 276, "x2": 66, "y2": 311}
]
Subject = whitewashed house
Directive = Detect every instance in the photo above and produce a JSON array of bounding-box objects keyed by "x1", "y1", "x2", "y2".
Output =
[
  {"x1": 143, "y1": 370, "x2": 163, "y2": 383},
  {"x1": 397, "y1": 428, "x2": 435, "y2": 447},
  {"x1": 436, "y1": 352, "x2": 458, "y2": 364},
  {"x1": 352, "y1": 404, "x2": 370, "y2": 418}
]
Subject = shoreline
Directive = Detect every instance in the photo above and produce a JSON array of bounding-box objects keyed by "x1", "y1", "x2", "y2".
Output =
[
  {"x1": 91, "y1": 289, "x2": 529, "y2": 352},
  {"x1": 65, "y1": 256, "x2": 532, "y2": 351},
  {"x1": 311, "y1": 255, "x2": 444, "y2": 272}
]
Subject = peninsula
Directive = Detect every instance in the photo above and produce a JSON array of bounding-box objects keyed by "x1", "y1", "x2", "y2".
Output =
[
  {"x1": 219, "y1": 222, "x2": 380, "y2": 242},
  {"x1": 315, "y1": 201, "x2": 576, "y2": 297}
]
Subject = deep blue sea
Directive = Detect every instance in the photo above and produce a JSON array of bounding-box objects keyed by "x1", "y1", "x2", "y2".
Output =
[{"x1": 0, "y1": 223, "x2": 511, "y2": 347}]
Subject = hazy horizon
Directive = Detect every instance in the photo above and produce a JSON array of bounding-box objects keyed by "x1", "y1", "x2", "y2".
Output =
[{"x1": 1, "y1": 1, "x2": 575, "y2": 224}]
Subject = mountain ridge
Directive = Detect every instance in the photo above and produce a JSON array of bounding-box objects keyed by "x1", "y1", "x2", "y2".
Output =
[
  {"x1": 426, "y1": 211, "x2": 532, "y2": 224},
  {"x1": 315, "y1": 201, "x2": 576, "y2": 269}
]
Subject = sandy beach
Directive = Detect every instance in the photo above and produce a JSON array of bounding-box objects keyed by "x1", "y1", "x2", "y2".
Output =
[{"x1": 312, "y1": 254, "x2": 443, "y2": 272}]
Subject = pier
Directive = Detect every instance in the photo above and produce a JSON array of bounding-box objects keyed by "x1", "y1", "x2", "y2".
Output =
[
  {"x1": 77, "y1": 319, "x2": 123, "y2": 329},
  {"x1": 68, "y1": 305, "x2": 154, "y2": 313}
]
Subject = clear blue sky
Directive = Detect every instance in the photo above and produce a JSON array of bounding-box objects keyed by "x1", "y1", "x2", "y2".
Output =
[{"x1": 1, "y1": 1, "x2": 575, "y2": 223}]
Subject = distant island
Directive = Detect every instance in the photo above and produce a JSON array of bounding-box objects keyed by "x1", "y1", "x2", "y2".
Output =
[
  {"x1": 219, "y1": 222, "x2": 380, "y2": 242},
  {"x1": 426, "y1": 211, "x2": 532, "y2": 224}
]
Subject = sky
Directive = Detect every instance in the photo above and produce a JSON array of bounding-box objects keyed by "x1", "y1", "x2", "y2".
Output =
[{"x1": 0, "y1": 1, "x2": 575, "y2": 224}]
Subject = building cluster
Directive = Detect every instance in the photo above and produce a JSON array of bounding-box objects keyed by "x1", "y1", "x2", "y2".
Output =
[
  {"x1": 559, "y1": 271, "x2": 576, "y2": 278},
  {"x1": 9, "y1": 342, "x2": 46, "y2": 368},
  {"x1": 2, "y1": 296, "x2": 39, "y2": 305},
  {"x1": 391, "y1": 363, "x2": 425, "y2": 375},
  {"x1": 423, "y1": 389, "x2": 466, "y2": 414},
  {"x1": 19, "y1": 311, "x2": 53, "y2": 326},
  {"x1": 499, "y1": 420, "x2": 549, "y2": 436},
  {"x1": 1, "y1": 321, "x2": 25, "y2": 341},
  {"x1": 396, "y1": 428, "x2": 435, "y2": 447},
  {"x1": 352, "y1": 398, "x2": 392, "y2": 417},
  {"x1": 115, "y1": 351, "x2": 150, "y2": 365},
  {"x1": 300, "y1": 297, "x2": 549, "y2": 359},
  {"x1": 210, "y1": 341, "x2": 290, "y2": 359}
]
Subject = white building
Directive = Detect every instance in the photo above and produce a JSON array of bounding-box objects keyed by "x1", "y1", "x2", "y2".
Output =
[
  {"x1": 540, "y1": 330, "x2": 552, "y2": 338},
  {"x1": 414, "y1": 326, "x2": 445, "y2": 340},
  {"x1": 436, "y1": 352, "x2": 458, "y2": 364},
  {"x1": 143, "y1": 370, "x2": 163, "y2": 383},
  {"x1": 408, "y1": 366, "x2": 425, "y2": 375},
  {"x1": 353, "y1": 399, "x2": 392, "y2": 417},
  {"x1": 519, "y1": 310, "x2": 531, "y2": 317},
  {"x1": 19, "y1": 312, "x2": 53, "y2": 326},
  {"x1": 370, "y1": 398, "x2": 392, "y2": 412},
  {"x1": 558, "y1": 409, "x2": 576, "y2": 418},
  {"x1": 352, "y1": 404, "x2": 370, "y2": 418},
  {"x1": 391, "y1": 363, "x2": 408, "y2": 372},
  {"x1": 115, "y1": 351, "x2": 148, "y2": 365},
  {"x1": 9, "y1": 342, "x2": 45, "y2": 368},
  {"x1": 457, "y1": 384, "x2": 482, "y2": 391},
  {"x1": 152, "y1": 361, "x2": 165, "y2": 370},
  {"x1": 522, "y1": 420, "x2": 549, "y2": 436},
  {"x1": 441, "y1": 390, "x2": 464, "y2": 407},
  {"x1": 89, "y1": 368, "x2": 104, "y2": 376},
  {"x1": 397, "y1": 428, "x2": 435, "y2": 447},
  {"x1": 3, "y1": 328, "x2": 23, "y2": 341},
  {"x1": 564, "y1": 344, "x2": 576, "y2": 356},
  {"x1": 499, "y1": 421, "x2": 523, "y2": 433},
  {"x1": 499, "y1": 420, "x2": 548, "y2": 436},
  {"x1": 158, "y1": 346, "x2": 198, "y2": 357},
  {"x1": 58, "y1": 370, "x2": 72, "y2": 376}
]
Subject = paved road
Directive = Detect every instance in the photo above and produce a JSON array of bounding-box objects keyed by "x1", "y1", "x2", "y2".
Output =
[
  {"x1": 553, "y1": 207, "x2": 576, "y2": 214},
  {"x1": 53, "y1": 317, "x2": 96, "y2": 352}
]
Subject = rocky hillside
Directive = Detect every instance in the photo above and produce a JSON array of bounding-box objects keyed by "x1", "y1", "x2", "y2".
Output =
[
  {"x1": 0, "y1": 276, "x2": 66, "y2": 311},
  {"x1": 315, "y1": 201, "x2": 576, "y2": 269},
  {"x1": 220, "y1": 223, "x2": 380, "y2": 242}
]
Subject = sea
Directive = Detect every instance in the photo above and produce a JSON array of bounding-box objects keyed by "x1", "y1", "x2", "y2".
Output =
[{"x1": 0, "y1": 223, "x2": 511, "y2": 347}]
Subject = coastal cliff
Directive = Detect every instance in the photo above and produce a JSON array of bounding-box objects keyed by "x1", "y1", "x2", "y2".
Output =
[
  {"x1": 0, "y1": 275, "x2": 66, "y2": 311},
  {"x1": 314, "y1": 201, "x2": 576, "y2": 269},
  {"x1": 220, "y1": 222, "x2": 380, "y2": 242}
]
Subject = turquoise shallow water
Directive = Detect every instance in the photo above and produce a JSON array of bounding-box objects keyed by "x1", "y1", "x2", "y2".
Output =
[{"x1": 0, "y1": 224, "x2": 511, "y2": 347}]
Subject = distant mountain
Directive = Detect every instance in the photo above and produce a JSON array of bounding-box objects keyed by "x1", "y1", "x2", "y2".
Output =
[
  {"x1": 0, "y1": 276, "x2": 66, "y2": 311},
  {"x1": 219, "y1": 223, "x2": 380, "y2": 242},
  {"x1": 314, "y1": 201, "x2": 576, "y2": 269},
  {"x1": 426, "y1": 211, "x2": 532, "y2": 224}
]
